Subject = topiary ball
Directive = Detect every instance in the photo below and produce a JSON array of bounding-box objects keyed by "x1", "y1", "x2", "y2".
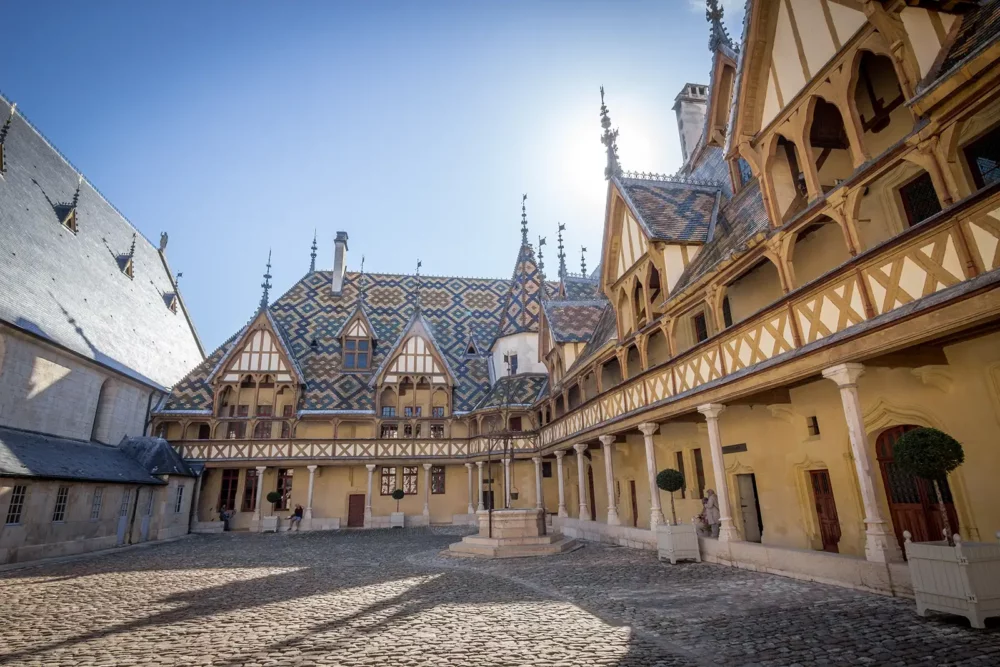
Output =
[
  {"x1": 265, "y1": 491, "x2": 282, "y2": 504},
  {"x1": 391, "y1": 488, "x2": 405, "y2": 501},
  {"x1": 893, "y1": 427, "x2": 964, "y2": 481},
  {"x1": 656, "y1": 468, "x2": 685, "y2": 493}
]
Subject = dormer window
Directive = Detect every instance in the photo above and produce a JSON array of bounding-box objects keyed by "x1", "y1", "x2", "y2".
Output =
[
  {"x1": 121, "y1": 256, "x2": 134, "y2": 280},
  {"x1": 343, "y1": 337, "x2": 370, "y2": 370},
  {"x1": 61, "y1": 208, "x2": 78, "y2": 233}
]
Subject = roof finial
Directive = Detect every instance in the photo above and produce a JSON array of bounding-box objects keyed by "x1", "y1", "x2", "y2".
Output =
[
  {"x1": 175, "y1": 271, "x2": 183, "y2": 286},
  {"x1": 537, "y1": 235, "x2": 547, "y2": 276},
  {"x1": 414, "y1": 259, "x2": 422, "y2": 312},
  {"x1": 557, "y1": 223, "x2": 567, "y2": 281},
  {"x1": 520, "y1": 194, "x2": 529, "y2": 246},
  {"x1": 359, "y1": 254, "x2": 367, "y2": 307},
  {"x1": 581, "y1": 246, "x2": 587, "y2": 276},
  {"x1": 599, "y1": 87, "x2": 622, "y2": 180},
  {"x1": 72, "y1": 174, "x2": 83, "y2": 209},
  {"x1": 128, "y1": 232, "x2": 136, "y2": 260},
  {"x1": 309, "y1": 229, "x2": 318, "y2": 273},
  {"x1": 259, "y1": 249, "x2": 273, "y2": 311},
  {"x1": 707, "y1": 0, "x2": 735, "y2": 51},
  {"x1": 0, "y1": 103, "x2": 16, "y2": 152}
]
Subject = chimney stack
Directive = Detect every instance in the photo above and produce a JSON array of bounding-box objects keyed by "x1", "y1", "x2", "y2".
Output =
[
  {"x1": 332, "y1": 231, "x2": 349, "y2": 294},
  {"x1": 673, "y1": 83, "x2": 709, "y2": 164}
]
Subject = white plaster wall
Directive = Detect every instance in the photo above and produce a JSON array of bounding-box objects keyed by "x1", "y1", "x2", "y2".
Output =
[{"x1": 491, "y1": 332, "x2": 545, "y2": 376}]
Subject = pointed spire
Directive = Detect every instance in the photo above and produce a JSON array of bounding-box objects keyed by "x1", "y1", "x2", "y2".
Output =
[
  {"x1": 127, "y1": 233, "x2": 136, "y2": 260},
  {"x1": 557, "y1": 223, "x2": 567, "y2": 281},
  {"x1": 599, "y1": 87, "x2": 622, "y2": 180},
  {"x1": 414, "y1": 258, "x2": 422, "y2": 312},
  {"x1": 359, "y1": 254, "x2": 367, "y2": 307},
  {"x1": 581, "y1": 246, "x2": 587, "y2": 277},
  {"x1": 537, "y1": 236, "x2": 546, "y2": 276},
  {"x1": 259, "y1": 249, "x2": 273, "y2": 311},
  {"x1": 707, "y1": 0, "x2": 735, "y2": 51},
  {"x1": 520, "y1": 194, "x2": 529, "y2": 246},
  {"x1": 309, "y1": 229, "x2": 318, "y2": 273}
]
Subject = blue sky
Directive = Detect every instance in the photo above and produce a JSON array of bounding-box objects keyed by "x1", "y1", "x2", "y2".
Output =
[{"x1": 3, "y1": 1, "x2": 744, "y2": 351}]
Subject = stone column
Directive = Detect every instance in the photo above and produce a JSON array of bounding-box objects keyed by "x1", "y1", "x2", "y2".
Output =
[
  {"x1": 189, "y1": 469, "x2": 204, "y2": 530},
  {"x1": 532, "y1": 456, "x2": 544, "y2": 510},
  {"x1": 638, "y1": 423, "x2": 666, "y2": 528},
  {"x1": 465, "y1": 463, "x2": 475, "y2": 514},
  {"x1": 573, "y1": 443, "x2": 590, "y2": 520},
  {"x1": 555, "y1": 450, "x2": 568, "y2": 518},
  {"x1": 697, "y1": 404, "x2": 739, "y2": 541},
  {"x1": 422, "y1": 463, "x2": 432, "y2": 519},
  {"x1": 252, "y1": 466, "x2": 266, "y2": 525},
  {"x1": 476, "y1": 461, "x2": 485, "y2": 511},
  {"x1": 364, "y1": 464, "x2": 375, "y2": 528},
  {"x1": 599, "y1": 435, "x2": 621, "y2": 526},
  {"x1": 503, "y1": 457, "x2": 512, "y2": 507},
  {"x1": 822, "y1": 363, "x2": 903, "y2": 562},
  {"x1": 305, "y1": 465, "x2": 317, "y2": 526}
]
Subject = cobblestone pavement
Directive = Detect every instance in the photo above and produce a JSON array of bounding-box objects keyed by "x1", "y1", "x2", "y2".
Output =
[{"x1": 1, "y1": 529, "x2": 998, "y2": 667}]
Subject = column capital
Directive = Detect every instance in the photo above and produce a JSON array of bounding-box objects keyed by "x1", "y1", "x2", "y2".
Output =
[
  {"x1": 464, "y1": 462, "x2": 473, "y2": 469},
  {"x1": 599, "y1": 435, "x2": 616, "y2": 447},
  {"x1": 255, "y1": 465, "x2": 267, "y2": 473},
  {"x1": 531, "y1": 456, "x2": 542, "y2": 464},
  {"x1": 476, "y1": 460, "x2": 485, "y2": 468},
  {"x1": 307, "y1": 464, "x2": 318, "y2": 472},
  {"x1": 365, "y1": 464, "x2": 376, "y2": 471},
  {"x1": 697, "y1": 403, "x2": 726, "y2": 420},
  {"x1": 573, "y1": 443, "x2": 588, "y2": 454},
  {"x1": 554, "y1": 449, "x2": 566, "y2": 459},
  {"x1": 638, "y1": 422, "x2": 659, "y2": 437},
  {"x1": 423, "y1": 463, "x2": 433, "y2": 471},
  {"x1": 822, "y1": 362, "x2": 865, "y2": 388}
]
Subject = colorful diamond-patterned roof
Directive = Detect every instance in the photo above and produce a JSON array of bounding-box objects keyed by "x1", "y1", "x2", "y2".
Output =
[
  {"x1": 616, "y1": 176, "x2": 720, "y2": 243},
  {"x1": 160, "y1": 270, "x2": 571, "y2": 415},
  {"x1": 473, "y1": 373, "x2": 549, "y2": 410},
  {"x1": 495, "y1": 243, "x2": 544, "y2": 339},
  {"x1": 543, "y1": 300, "x2": 608, "y2": 343}
]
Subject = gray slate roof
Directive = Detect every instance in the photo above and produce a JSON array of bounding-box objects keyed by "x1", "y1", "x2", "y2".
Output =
[
  {"x1": 119, "y1": 436, "x2": 196, "y2": 477},
  {"x1": 0, "y1": 97, "x2": 204, "y2": 389},
  {"x1": 0, "y1": 426, "x2": 164, "y2": 484}
]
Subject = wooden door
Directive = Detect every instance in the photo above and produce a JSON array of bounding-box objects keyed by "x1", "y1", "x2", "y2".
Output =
[
  {"x1": 587, "y1": 465, "x2": 596, "y2": 521},
  {"x1": 736, "y1": 474, "x2": 762, "y2": 542},
  {"x1": 629, "y1": 480, "x2": 638, "y2": 528},
  {"x1": 347, "y1": 494, "x2": 366, "y2": 527},
  {"x1": 877, "y1": 425, "x2": 959, "y2": 550},
  {"x1": 809, "y1": 469, "x2": 841, "y2": 553}
]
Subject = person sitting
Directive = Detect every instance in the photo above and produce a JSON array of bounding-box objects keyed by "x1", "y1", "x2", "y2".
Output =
[{"x1": 289, "y1": 504, "x2": 304, "y2": 530}]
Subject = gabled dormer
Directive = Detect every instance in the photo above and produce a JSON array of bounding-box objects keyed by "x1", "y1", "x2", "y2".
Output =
[{"x1": 335, "y1": 303, "x2": 377, "y2": 372}]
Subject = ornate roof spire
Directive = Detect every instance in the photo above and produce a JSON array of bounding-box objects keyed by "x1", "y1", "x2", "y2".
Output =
[
  {"x1": 414, "y1": 258, "x2": 422, "y2": 312},
  {"x1": 309, "y1": 229, "x2": 318, "y2": 273},
  {"x1": 520, "y1": 193, "x2": 529, "y2": 246},
  {"x1": 599, "y1": 87, "x2": 621, "y2": 180},
  {"x1": 707, "y1": 0, "x2": 735, "y2": 51},
  {"x1": 259, "y1": 249, "x2": 273, "y2": 311},
  {"x1": 127, "y1": 232, "x2": 136, "y2": 261},
  {"x1": 557, "y1": 223, "x2": 567, "y2": 281},
  {"x1": 359, "y1": 254, "x2": 367, "y2": 307},
  {"x1": 580, "y1": 246, "x2": 587, "y2": 276},
  {"x1": 537, "y1": 235, "x2": 546, "y2": 276}
]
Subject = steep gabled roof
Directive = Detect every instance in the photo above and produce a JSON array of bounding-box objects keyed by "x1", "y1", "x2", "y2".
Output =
[
  {"x1": 369, "y1": 307, "x2": 456, "y2": 387},
  {"x1": 0, "y1": 96, "x2": 204, "y2": 389},
  {"x1": 566, "y1": 303, "x2": 618, "y2": 376},
  {"x1": 614, "y1": 175, "x2": 722, "y2": 243},
  {"x1": 473, "y1": 373, "x2": 549, "y2": 410},
  {"x1": 495, "y1": 242, "x2": 545, "y2": 340},
  {"x1": 543, "y1": 300, "x2": 607, "y2": 343},
  {"x1": 334, "y1": 301, "x2": 378, "y2": 340},
  {"x1": 206, "y1": 307, "x2": 304, "y2": 385},
  {"x1": 922, "y1": 0, "x2": 1000, "y2": 91}
]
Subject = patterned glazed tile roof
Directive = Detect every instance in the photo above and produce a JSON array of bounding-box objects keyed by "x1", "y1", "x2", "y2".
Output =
[
  {"x1": 495, "y1": 243, "x2": 544, "y2": 339},
  {"x1": 562, "y1": 275, "x2": 603, "y2": 300},
  {"x1": 681, "y1": 145, "x2": 733, "y2": 197},
  {"x1": 932, "y1": 0, "x2": 1000, "y2": 83},
  {"x1": 162, "y1": 270, "x2": 574, "y2": 415},
  {"x1": 543, "y1": 300, "x2": 607, "y2": 343},
  {"x1": 473, "y1": 373, "x2": 549, "y2": 410},
  {"x1": 615, "y1": 176, "x2": 720, "y2": 243},
  {"x1": 567, "y1": 303, "x2": 618, "y2": 375},
  {"x1": 0, "y1": 96, "x2": 204, "y2": 389}
]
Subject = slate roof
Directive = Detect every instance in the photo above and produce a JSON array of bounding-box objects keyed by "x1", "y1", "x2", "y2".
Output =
[
  {"x1": 567, "y1": 304, "x2": 618, "y2": 375},
  {"x1": 119, "y1": 436, "x2": 196, "y2": 477},
  {"x1": 0, "y1": 426, "x2": 164, "y2": 484},
  {"x1": 543, "y1": 300, "x2": 607, "y2": 343},
  {"x1": 562, "y1": 275, "x2": 603, "y2": 300},
  {"x1": 0, "y1": 97, "x2": 204, "y2": 389},
  {"x1": 930, "y1": 0, "x2": 1000, "y2": 84},
  {"x1": 473, "y1": 373, "x2": 549, "y2": 410},
  {"x1": 615, "y1": 175, "x2": 720, "y2": 243},
  {"x1": 495, "y1": 242, "x2": 544, "y2": 339}
]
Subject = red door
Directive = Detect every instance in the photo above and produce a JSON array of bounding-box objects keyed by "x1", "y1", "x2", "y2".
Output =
[
  {"x1": 347, "y1": 494, "x2": 366, "y2": 527},
  {"x1": 877, "y1": 425, "x2": 959, "y2": 550},
  {"x1": 809, "y1": 470, "x2": 841, "y2": 553}
]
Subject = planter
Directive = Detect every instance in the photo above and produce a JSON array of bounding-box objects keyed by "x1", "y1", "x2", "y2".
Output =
[
  {"x1": 261, "y1": 515, "x2": 279, "y2": 533},
  {"x1": 657, "y1": 521, "x2": 701, "y2": 564},
  {"x1": 389, "y1": 512, "x2": 405, "y2": 529},
  {"x1": 904, "y1": 531, "x2": 1000, "y2": 629}
]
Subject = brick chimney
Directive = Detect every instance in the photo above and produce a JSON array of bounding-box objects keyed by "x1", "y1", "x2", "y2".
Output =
[{"x1": 332, "y1": 231, "x2": 348, "y2": 294}]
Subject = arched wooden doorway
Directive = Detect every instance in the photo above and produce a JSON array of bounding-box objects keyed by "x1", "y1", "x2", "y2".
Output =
[{"x1": 876, "y1": 425, "x2": 959, "y2": 550}]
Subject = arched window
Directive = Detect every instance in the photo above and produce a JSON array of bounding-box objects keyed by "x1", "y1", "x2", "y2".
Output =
[{"x1": 91, "y1": 380, "x2": 112, "y2": 443}]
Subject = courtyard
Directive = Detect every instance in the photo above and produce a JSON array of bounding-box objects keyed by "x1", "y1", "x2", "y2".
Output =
[{"x1": 1, "y1": 529, "x2": 998, "y2": 666}]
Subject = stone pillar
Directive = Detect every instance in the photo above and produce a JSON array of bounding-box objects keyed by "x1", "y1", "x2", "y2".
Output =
[
  {"x1": 532, "y1": 456, "x2": 544, "y2": 510},
  {"x1": 822, "y1": 363, "x2": 903, "y2": 563},
  {"x1": 555, "y1": 450, "x2": 568, "y2": 518},
  {"x1": 305, "y1": 465, "x2": 317, "y2": 526},
  {"x1": 503, "y1": 457, "x2": 512, "y2": 507},
  {"x1": 422, "y1": 464, "x2": 432, "y2": 519},
  {"x1": 599, "y1": 435, "x2": 621, "y2": 526},
  {"x1": 476, "y1": 461, "x2": 485, "y2": 511},
  {"x1": 252, "y1": 466, "x2": 266, "y2": 525},
  {"x1": 364, "y1": 464, "x2": 375, "y2": 528},
  {"x1": 465, "y1": 463, "x2": 475, "y2": 514},
  {"x1": 189, "y1": 469, "x2": 204, "y2": 530},
  {"x1": 697, "y1": 404, "x2": 739, "y2": 541},
  {"x1": 638, "y1": 423, "x2": 666, "y2": 528},
  {"x1": 573, "y1": 444, "x2": 589, "y2": 519}
]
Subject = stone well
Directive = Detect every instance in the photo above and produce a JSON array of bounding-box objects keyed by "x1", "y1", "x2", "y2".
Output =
[{"x1": 448, "y1": 508, "x2": 579, "y2": 559}]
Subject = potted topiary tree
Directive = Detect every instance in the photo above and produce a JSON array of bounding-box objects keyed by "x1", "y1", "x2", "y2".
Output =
[
  {"x1": 262, "y1": 491, "x2": 282, "y2": 533},
  {"x1": 390, "y1": 488, "x2": 405, "y2": 528},
  {"x1": 894, "y1": 427, "x2": 999, "y2": 628},
  {"x1": 655, "y1": 468, "x2": 700, "y2": 564}
]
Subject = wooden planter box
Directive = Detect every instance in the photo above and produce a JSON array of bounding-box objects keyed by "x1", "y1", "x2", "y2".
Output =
[
  {"x1": 904, "y1": 531, "x2": 1000, "y2": 629},
  {"x1": 657, "y1": 521, "x2": 701, "y2": 564},
  {"x1": 261, "y1": 515, "x2": 279, "y2": 533}
]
